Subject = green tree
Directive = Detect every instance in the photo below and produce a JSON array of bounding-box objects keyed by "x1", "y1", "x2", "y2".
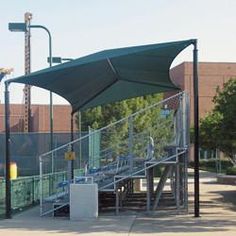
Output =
[
  {"x1": 75, "y1": 93, "x2": 175, "y2": 158},
  {"x1": 199, "y1": 111, "x2": 222, "y2": 149},
  {"x1": 200, "y1": 78, "x2": 236, "y2": 165},
  {"x1": 76, "y1": 94, "x2": 163, "y2": 131}
]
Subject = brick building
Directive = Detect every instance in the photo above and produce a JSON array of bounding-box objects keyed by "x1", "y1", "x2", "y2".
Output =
[
  {"x1": 0, "y1": 104, "x2": 74, "y2": 133},
  {"x1": 169, "y1": 62, "x2": 236, "y2": 161},
  {"x1": 170, "y1": 62, "x2": 236, "y2": 122},
  {"x1": 0, "y1": 62, "x2": 235, "y2": 133}
]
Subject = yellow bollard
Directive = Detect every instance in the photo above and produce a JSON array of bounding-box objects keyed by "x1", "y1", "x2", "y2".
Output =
[{"x1": 10, "y1": 162, "x2": 17, "y2": 180}]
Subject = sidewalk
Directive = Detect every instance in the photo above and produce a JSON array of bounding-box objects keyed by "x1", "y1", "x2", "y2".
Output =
[
  {"x1": 0, "y1": 170, "x2": 235, "y2": 235},
  {"x1": 130, "y1": 170, "x2": 236, "y2": 235}
]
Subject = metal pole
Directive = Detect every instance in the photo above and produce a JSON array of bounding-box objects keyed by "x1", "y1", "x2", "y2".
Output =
[
  {"x1": 146, "y1": 168, "x2": 151, "y2": 211},
  {"x1": 39, "y1": 156, "x2": 43, "y2": 216},
  {"x1": 184, "y1": 93, "x2": 190, "y2": 211},
  {"x1": 149, "y1": 167, "x2": 154, "y2": 197},
  {"x1": 193, "y1": 40, "x2": 200, "y2": 217},
  {"x1": 70, "y1": 113, "x2": 74, "y2": 180},
  {"x1": 30, "y1": 25, "x2": 53, "y2": 151},
  {"x1": 175, "y1": 159, "x2": 180, "y2": 210},
  {"x1": 128, "y1": 116, "x2": 133, "y2": 172},
  {"x1": 78, "y1": 111, "x2": 82, "y2": 169},
  {"x1": 115, "y1": 184, "x2": 119, "y2": 215},
  {"x1": 4, "y1": 82, "x2": 11, "y2": 219}
]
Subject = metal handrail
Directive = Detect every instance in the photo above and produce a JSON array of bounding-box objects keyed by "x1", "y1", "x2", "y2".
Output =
[
  {"x1": 39, "y1": 92, "x2": 184, "y2": 158},
  {"x1": 99, "y1": 149, "x2": 186, "y2": 190}
]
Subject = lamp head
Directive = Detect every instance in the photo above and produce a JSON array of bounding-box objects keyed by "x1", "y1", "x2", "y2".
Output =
[
  {"x1": 47, "y1": 57, "x2": 62, "y2": 64},
  {"x1": 8, "y1": 22, "x2": 27, "y2": 32},
  {"x1": 25, "y1": 12, "x2": 33, "y2": 21}
]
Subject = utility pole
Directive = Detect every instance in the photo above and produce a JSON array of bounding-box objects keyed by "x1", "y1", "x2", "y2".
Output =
[{"x1": 23, "y1": 12, "x2": 32, "y2": 132}]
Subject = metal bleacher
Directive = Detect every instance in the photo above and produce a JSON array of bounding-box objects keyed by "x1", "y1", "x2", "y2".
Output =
[{"x1": 39, "y1": 92, "x2": 190, "y2": 217}]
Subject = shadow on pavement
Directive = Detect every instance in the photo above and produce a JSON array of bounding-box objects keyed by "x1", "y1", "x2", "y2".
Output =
[
  {"x1": 210, "y1": 190, "x2": 236, "y2": 211},
  {"x1": 131, "y1": 215, "x2": 236, "y2": 234}
]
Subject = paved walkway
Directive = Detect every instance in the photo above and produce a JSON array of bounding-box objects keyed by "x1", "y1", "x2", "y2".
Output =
[{"x1": 0, "y1": 171, "x2": 235, "y2": 235}]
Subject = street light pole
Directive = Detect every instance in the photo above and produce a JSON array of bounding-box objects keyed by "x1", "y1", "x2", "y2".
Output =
[
  {"x1": 30, "y1": 25, "x2": 52, "y2": 67},
  {"x1": 9, "y1": 21, "x2": 54, "y2": 151},
  {"x1": 30, "y1": 25, "x2": 53, "y2": 151},
  {"x1": 49, "y1": 56, "x2": 75, "y2": 179}
]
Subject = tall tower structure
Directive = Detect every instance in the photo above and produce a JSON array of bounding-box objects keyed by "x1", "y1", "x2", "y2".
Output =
[{"x1": 23, "y1": 12, "x2": 32, "y2": 132}]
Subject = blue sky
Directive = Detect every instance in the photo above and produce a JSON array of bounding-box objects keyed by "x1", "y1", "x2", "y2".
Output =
[{"x1": 1, "y1": 0, "x2": 236, "y2": 104}]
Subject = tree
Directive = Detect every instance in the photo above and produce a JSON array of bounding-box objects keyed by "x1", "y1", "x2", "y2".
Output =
[
  {"x1": 199, "y1": 111, "x2": 222, "y2": 149},
  {"x1": 76, "y1": 94, "x2": 163, "y2": 131},
  {"x1": 75, "y1": 93, "x2": 175, "y2": 158},
  {"x1": 200, "y1": 78, "x2": 236, "y2": 165}
]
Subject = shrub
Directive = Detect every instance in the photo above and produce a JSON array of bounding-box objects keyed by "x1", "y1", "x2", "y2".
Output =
[
  {"x1": 226, "y1": 166, "x2": 236, "y2": 175},
  {"x1": 189, "y1": 159, "x2": 233, "y2": 173}
]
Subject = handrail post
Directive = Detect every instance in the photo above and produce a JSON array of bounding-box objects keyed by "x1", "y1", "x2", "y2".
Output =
[
  {"x1": 128, "y1": 116, "x2": 133, "y2": 173},
  {"x1": 70, "y1": 112, "x2": 74, "y2": 180}
]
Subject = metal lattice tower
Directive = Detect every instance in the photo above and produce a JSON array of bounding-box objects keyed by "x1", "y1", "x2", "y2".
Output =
[{"x1": 23, "y1": 12, "x2": 32, "y2": 132}]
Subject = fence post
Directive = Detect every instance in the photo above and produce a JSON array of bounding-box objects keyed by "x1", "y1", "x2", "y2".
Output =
[
  {"x1": 39, "y1": 156, "x2": 43, "y2": 216},
  {"x1": 128, "y1": 116, "x2": 134, "y2": 173}
]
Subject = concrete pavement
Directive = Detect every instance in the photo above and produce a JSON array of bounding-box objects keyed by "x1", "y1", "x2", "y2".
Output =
[{"x1": 0, "y1": 170, "x2": 235, "y2": 235}]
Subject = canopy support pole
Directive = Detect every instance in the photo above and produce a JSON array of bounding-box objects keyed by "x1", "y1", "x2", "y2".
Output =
[
  {"x1": 193, "y1": 40, "x2": 200, "y2": 217},
  {"x1": 4, "y1": 81, "x2": 11, "y2": 219}
]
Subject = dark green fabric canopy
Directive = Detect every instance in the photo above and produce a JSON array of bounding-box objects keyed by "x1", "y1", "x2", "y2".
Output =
[{"x1": 9, "y1": 39, "x2": 194, "y2": 113}]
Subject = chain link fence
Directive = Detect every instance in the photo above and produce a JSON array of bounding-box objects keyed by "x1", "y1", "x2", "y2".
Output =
[{"x1": 0, "y1": 131, "x2": 99, "y2": 218}]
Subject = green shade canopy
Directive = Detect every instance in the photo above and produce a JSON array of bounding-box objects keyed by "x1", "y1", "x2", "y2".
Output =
[{"x1": 9, "y1": 39, "x2": 194, "y2": 113}]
